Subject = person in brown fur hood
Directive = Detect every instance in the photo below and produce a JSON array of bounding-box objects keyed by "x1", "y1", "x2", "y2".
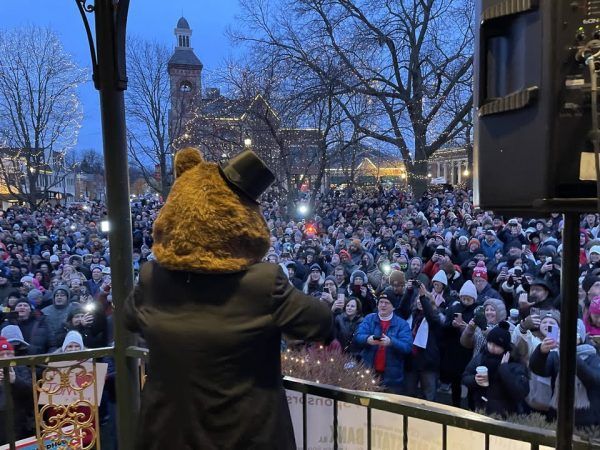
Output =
[{"x1": 125, "y1": 147, "x2": 332, "y2": 450}]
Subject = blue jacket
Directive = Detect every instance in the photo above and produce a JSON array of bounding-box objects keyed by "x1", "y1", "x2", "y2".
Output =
[
  {"x1": 354, "y1": 313, "x2": 413, "y2": 389},
  {"x1": 480, "y1": 238, "x2": 503, "y2": 260}
]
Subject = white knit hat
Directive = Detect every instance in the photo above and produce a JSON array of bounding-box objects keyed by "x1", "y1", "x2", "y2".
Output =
[
  {"x1": 432, "y1": 270, "x2": 448, "y2": 286},
  {"x1": 459, "y1": 280, "x2": 478, "y2": 300},
  {"x1": 61, "y1": 330, "x2": 84, "y2": 353}
]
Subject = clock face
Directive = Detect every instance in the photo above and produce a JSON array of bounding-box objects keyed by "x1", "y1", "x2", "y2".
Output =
[{"x1": 180, "y1": 81, "x2": 192, "y2": 92}]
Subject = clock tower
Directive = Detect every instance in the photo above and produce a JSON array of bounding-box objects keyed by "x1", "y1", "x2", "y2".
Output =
[{"x1": 168, "y1": 17, "x2": 203, "y2": 140}]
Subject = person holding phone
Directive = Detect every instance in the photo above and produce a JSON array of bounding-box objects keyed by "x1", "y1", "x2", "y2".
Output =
[
  {"x1": 441, "y1": 281, "x2": 479, "y2": 407},
  {"x1": 460, "y1": 298, "x2": 512, "y2": 357},
  {"x1": 530, "y1": 324, "x2": 600, "y2": 427},
  {"x1": 334, "y1": 297, "x2": 363, "y2": 359},
  {"x1": 354, "y1": 293, "x2": 412, "y2": 394}
]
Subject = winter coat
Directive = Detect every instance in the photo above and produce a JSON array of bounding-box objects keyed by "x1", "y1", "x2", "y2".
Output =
[
  {"x1": 7, "y1": 316, "x2": 50, "y2": 355},
  {"x1": 334, "y1": 312, "x2": 363, "y2": 357},
  {"x1": 354, "y1": 313, "x2": 413, "y2": 390},
  {"x1": 0, "y1": 365, "x2": 32, "y2": 443},
  {"x1": 126, "y1": 261, "x2": 332, "y2": 450},
  {"x1": 440, "y1": 301, "x2": 478, "y2": 381},
  {"x1": 41, "y1": 303, "x2": 73, "y2": 352},
  {"x1": 462, "y1": 350, "x2": 529, "y2": 417},
  {"x1": 530, "y1": 345, "x2": 600, "y2": 427},
  {"x1": 397, "y1": 291, "x2": 444, "y2": 373},
  {"x1": 480, "y1": 239, "x2": 503, "y2": 260},
  {"x1": 477, "y1": 283, "x2": 502, "y2": 303}
]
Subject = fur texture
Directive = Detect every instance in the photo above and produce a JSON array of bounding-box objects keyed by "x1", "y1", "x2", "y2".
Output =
[{"x1": 153, "y1": 147, "x2": 270, "y2": 273}]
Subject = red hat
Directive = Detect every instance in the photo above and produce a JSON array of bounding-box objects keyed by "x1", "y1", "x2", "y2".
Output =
[
  {"x1": 339, "y1": 249, "x2": 351, "y2": 260},
  {"x1": 472, "y1": 261, "x2": 488, "y2": 281},
  {"x1": 0, "y1": 337, "x2": 14, "y2": 352}
]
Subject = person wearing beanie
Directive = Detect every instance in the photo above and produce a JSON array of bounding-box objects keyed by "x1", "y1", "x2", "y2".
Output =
[
  {"x1": 41, "y1": 286, "x2": 73, "y2": 352},
  {"x1": 0, "y1": 324, "x2": 29, "y2": 356},
  {"x1": 348, "y1": 270, "x2": 376, "y2": 315},
  {"x1": 354, "y1": 293, "x2": 412, "y2": 394},
  {"x1": 3, "y1": 297, "x2": 50, "y2": 355},
  {"x1": 530, "y1": 319, "x2": 600, "y2": 427},
  {"x1": 460, "y1": 298, "x2": 513, "y2": 358},
  {"x1": 381, "y1": 270, "x2": 407, "y2": 309},
  {"x1": 302, "y1": 263, "x2": 324, "y2": 296},
  {"x1": 462, "y1": 321, "x2": 529, "y2": 417},
  {"x1": 440, "y1": 280, "x2": 480, "y2": 407},
  {"x1": 27, "y1": 288, "x2": 47, "y2": 310},
  {"x1": 55, "y1": 300, "x2": 108, "y2": 350},
  {"x1": 517, "y1": 278, "x2": 557, "y2": 317},
  {"x1": 472, "y1": 261, "x2": 502, "y2": 303},
  {"x1": 321, "y1": 275, "x2": 342, "y2": 312},
  {"x1": 0, "y1": 335, "x2": 32, "y2": 443}
]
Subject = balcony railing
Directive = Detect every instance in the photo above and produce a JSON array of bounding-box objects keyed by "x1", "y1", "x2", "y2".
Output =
[{"x1": 1, "y1": 347, "x2": 599, "y2": 450}]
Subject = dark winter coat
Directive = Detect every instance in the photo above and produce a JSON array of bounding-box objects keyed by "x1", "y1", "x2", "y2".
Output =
[
  {"x1": 125, "y1": 261, "x2": 332, "y2": 450},
  {"x1": 0, "y1": 365, "x2": 32, "y2": 443},
  {"x1": 477, "y1": 283, "x2": 502, "y2": 303},
  {"x1": 530, "y1": 346, "x2": 600, "y2": 427},
  {"x1": 440, "y1": 301, "x2": 478, "y2": 381},
  {"x1": 462, "y1": 350, "x2": 529, "y2": 416},
  {"x1": 397, "y1": 291, "x2": 444, "y2": 373},
  {"x1": 11, "y1": 316, "x2": 50, "y2": 355},
  {"x1": 354, "y1": 313, "x2": 413, "y2": 390},
  {"x1": 334, "y1": 312, "x2": 363, "y2": 356}
]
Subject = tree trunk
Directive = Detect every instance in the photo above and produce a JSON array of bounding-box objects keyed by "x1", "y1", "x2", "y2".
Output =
[{"x1": 409, "y1": 160, "x2": 429, "y2": 198}]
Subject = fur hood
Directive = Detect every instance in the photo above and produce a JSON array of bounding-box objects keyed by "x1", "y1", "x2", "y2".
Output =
[{"x1": 152, "y1": 147, "x2": 270, "y2": 273}]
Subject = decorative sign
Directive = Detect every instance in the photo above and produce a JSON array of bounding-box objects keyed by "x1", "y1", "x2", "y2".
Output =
[{"x1": 37, "y1": 362, "x2": 107, "y2": 406}]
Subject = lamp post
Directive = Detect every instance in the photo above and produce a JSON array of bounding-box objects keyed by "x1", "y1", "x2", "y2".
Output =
[{"x1": 75, "y1": 2, "x2": 139, "y2": 449}]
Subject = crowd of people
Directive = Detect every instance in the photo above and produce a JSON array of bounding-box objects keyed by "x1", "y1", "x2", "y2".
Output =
[{"x1": 1, "y1": 184, "x2": 600, "y2": 443}]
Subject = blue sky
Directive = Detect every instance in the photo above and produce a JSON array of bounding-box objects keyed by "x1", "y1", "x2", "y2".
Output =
[{"x1": 0, "y1": 0, "x2": 241, "y2": 152}]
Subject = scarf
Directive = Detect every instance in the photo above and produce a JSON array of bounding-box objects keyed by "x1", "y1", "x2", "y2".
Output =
[
  {"x1": 479, "y1": 349, "x2": 502, "y2": 380},
  {"x1": 378, "y1": 312, "x2": 393, "y2": 321}
]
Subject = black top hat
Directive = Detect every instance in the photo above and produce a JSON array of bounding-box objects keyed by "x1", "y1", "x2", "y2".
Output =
[{"x1": 218, "y1": 150, "x2": 275, "y2": 204}]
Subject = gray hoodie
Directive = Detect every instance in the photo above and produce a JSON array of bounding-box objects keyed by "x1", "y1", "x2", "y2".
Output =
[{"x1": 41, "y1": 286, "x2": 72, "y2": 351}]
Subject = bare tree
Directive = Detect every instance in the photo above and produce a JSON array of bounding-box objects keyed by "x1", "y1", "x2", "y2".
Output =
[
  {"x1": 0, "y1": 26, "x2": 86, "y2": 208},
  {"x1": 125, "y1": 37, "x2": 198, "y2": 198},
  {"x1": 233, "y1": 0, "x2": 473, "y2": 195},
  {"x1": 77, "y1": 148, "x2": 105, "y2": 175}
]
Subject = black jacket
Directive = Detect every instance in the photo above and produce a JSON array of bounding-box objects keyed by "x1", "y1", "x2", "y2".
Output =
[
  {"x1": 126, "y1": 261, "x2": 332, "y2": 450},
  {"x1": 334, "y1": 312, "x2": 363, "y2": 356},
  {"x1": 398, "y1": 290, "x2": 443, "y2": 373},
  {"x1": 440, "y1": 301, "x2": 478, "y2": 380},
  {"x1": 462, "y1": 350, "x2": 529, "y2": 417}
]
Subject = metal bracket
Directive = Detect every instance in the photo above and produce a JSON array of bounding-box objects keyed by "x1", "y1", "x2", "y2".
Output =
[{"x1": 75, "y1": 0, "x2": 99, "y2": 89}]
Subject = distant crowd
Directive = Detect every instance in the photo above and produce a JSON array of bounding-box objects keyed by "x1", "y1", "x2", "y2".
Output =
[{"x1": 1, "y1": 186, "x2": 600, "y2": 444}]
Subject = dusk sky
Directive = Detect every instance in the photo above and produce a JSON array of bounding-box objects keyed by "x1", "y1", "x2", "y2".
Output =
[{"x1": 0, "y1": 0, "x2": 242, "y2": 152}]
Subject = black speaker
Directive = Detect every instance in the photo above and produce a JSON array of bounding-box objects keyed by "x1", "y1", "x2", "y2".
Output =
[{"x1": 474, "y1": 0, "x2": 599, "y2": 211}]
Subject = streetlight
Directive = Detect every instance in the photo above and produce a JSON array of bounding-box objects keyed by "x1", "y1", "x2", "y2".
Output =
[
  {"x1": 463, "y1": 168, "x2": 470, "y2": 177},
  {"x1": 427, "y1": 173, "x2": 432, "y2": 178}
]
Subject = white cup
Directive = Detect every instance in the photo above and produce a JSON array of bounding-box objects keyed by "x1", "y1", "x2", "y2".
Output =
[{"x1": 476, "y1": 366, "x2": 489, "y2": 386}]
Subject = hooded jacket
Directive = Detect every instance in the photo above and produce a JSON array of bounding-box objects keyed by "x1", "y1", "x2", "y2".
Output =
[{"x1": 41, "y1": 286, "x2": 72, "y2": 351}]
